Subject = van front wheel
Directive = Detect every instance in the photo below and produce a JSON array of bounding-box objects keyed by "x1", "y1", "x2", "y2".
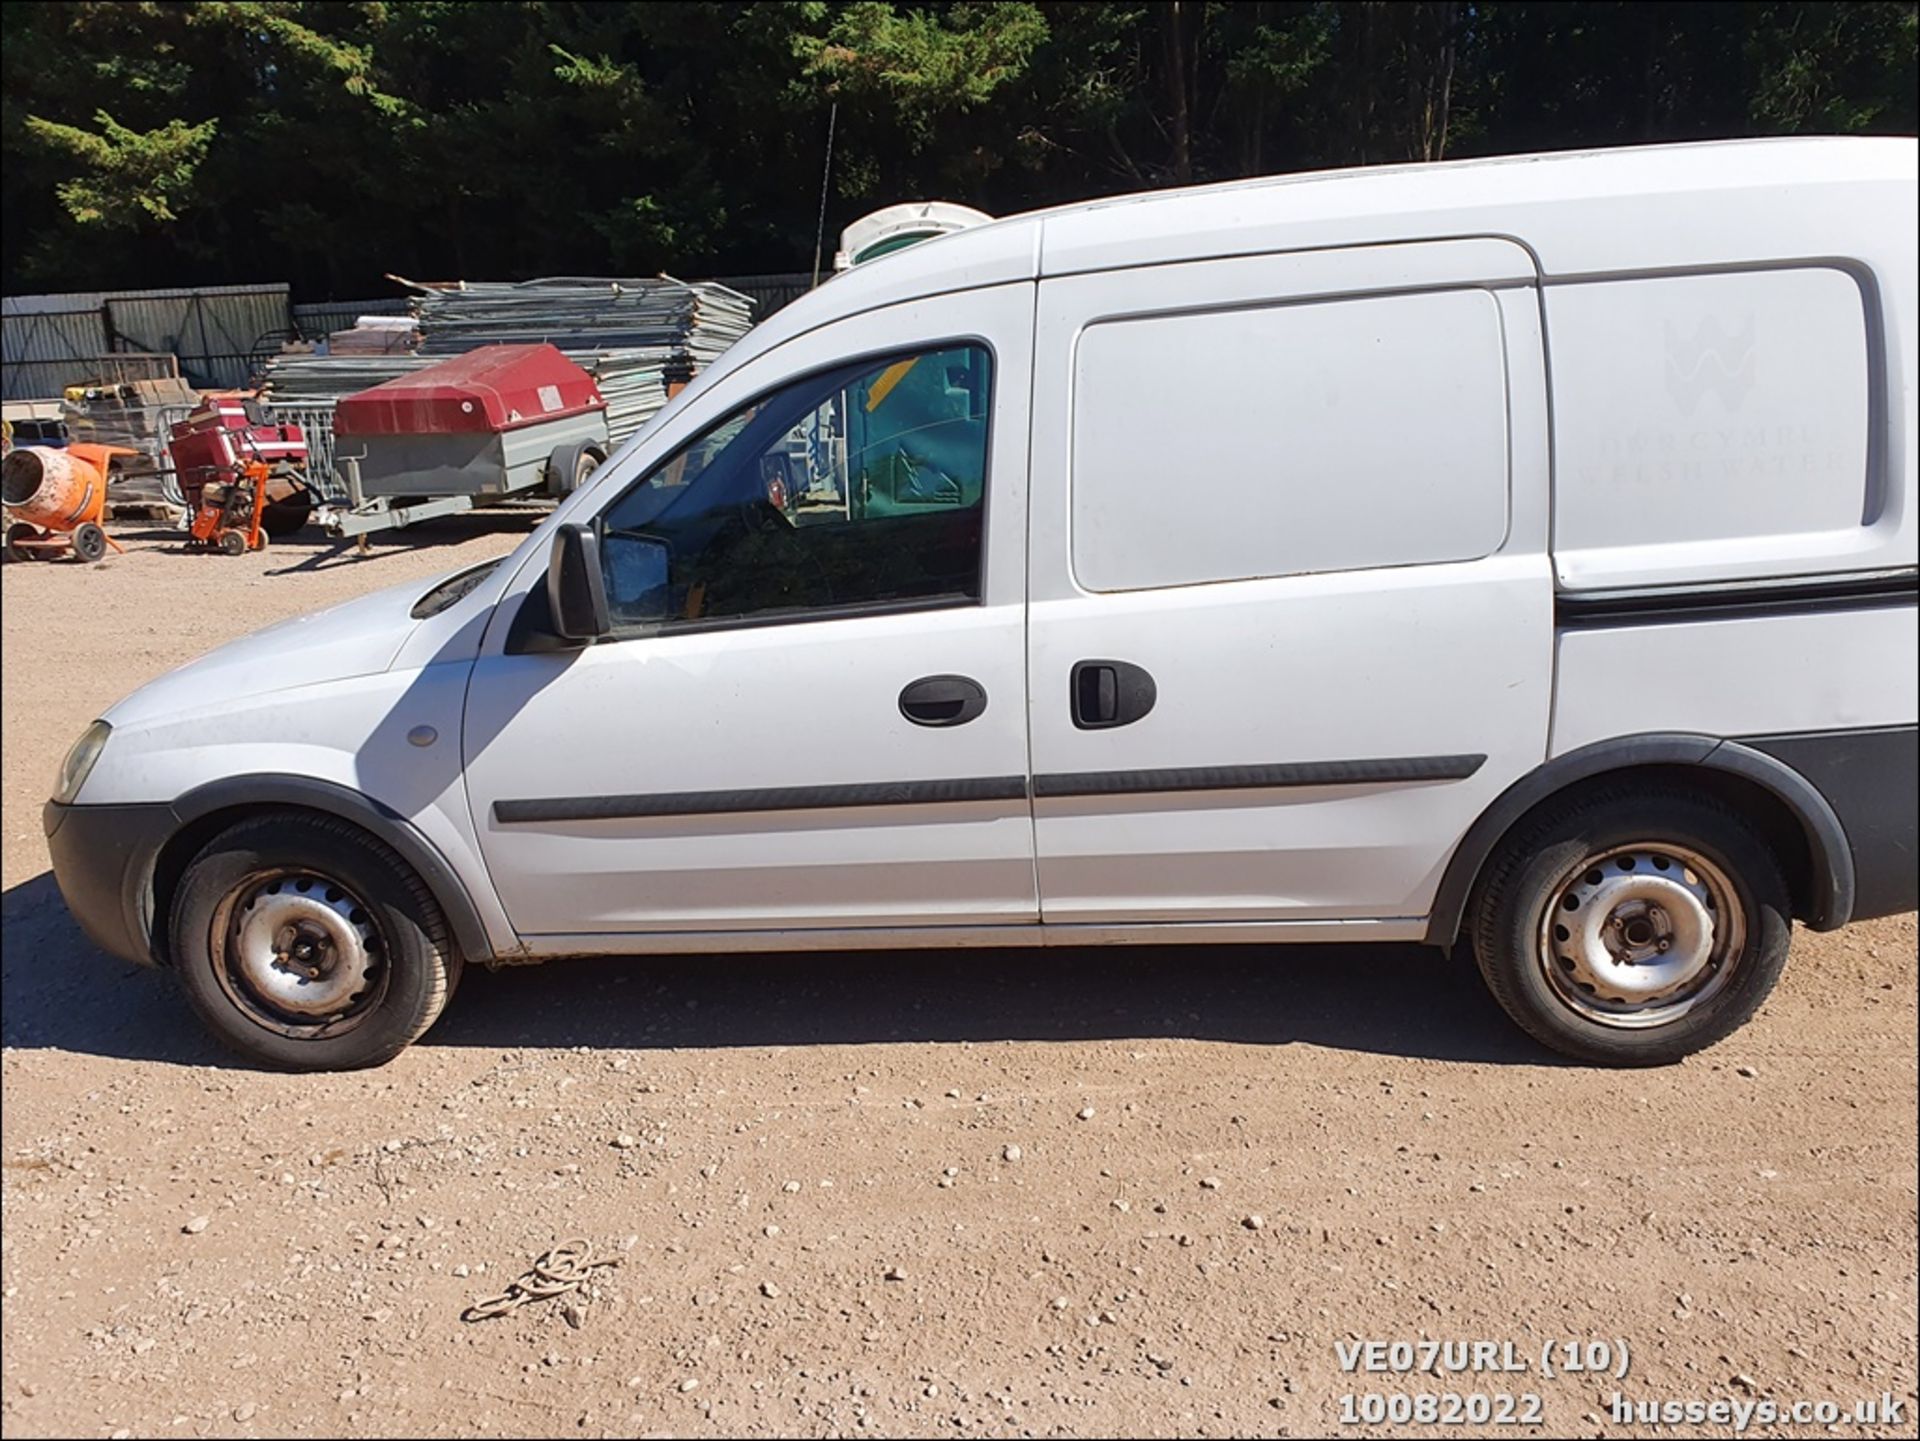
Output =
[
  {"x1": 1469, "y1": 788, "x2": 1790, "y2": 1066},
  {"x1": 170, "y1": 813, "x2": 462, "y2": 1070}
]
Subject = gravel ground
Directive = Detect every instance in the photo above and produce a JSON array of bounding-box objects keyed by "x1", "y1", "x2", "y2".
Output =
[{"x1": 3, "y1": 517, "x2": 1915, "y2": 1439}]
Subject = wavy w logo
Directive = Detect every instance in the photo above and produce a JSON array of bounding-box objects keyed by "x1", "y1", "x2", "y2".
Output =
[{"x1": 1664, "y1": 313, "x2": 1757, "y2": 415}]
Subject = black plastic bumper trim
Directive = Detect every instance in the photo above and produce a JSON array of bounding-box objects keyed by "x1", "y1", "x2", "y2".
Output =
[
  {"x1": 1742, "y1": 724, "x2": 1918, "y2": 923},
  {"x1": 43, "y1": 799, "x2": 175, "y2": 968}
]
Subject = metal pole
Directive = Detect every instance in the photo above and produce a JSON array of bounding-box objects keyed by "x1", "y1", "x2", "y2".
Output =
[{"x1": 811, "y1": 102, "x2": 838, "y2": 288}]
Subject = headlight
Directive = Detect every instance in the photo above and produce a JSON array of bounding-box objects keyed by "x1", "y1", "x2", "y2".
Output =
[{"x1": 53, "y1": 720, "x2": 111, "y2": 805}]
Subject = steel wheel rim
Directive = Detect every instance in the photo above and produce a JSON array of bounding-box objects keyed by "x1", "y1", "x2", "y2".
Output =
[
  {"x1": 1535, "y1": 842, "x2": 1746, "y2": 1029},
  {"x1": 210, "y1": 869, "x2": 388, "y2": 1038}
]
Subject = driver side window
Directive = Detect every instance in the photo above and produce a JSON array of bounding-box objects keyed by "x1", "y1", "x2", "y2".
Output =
[{"x1": 599, "y1": 343, "x2": 991, "y2": 631}]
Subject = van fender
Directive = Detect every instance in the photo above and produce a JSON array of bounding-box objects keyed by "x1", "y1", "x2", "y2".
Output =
[
  {"x1": 1422, "y1": 732, "x2": 1855, "y2": 948},
  {"x1": 170, "y1": 774, "x2": 499, "y2": 963}
]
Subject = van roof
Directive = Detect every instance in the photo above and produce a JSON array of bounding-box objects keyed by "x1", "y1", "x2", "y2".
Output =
[{"x1": 675, "y1": 136, "x2": 1914, "y2": 421}]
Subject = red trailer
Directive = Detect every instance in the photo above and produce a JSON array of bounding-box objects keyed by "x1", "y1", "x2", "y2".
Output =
[{"x1": 324, "y1": 344, "x2": 609, "y2": 537}]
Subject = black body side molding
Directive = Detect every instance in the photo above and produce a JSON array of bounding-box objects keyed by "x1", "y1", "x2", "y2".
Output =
[
  {"x1": 495, "y1": 776, "x2": 1030, "y2": 823},
  {"x1": 1422, "y1": 732, "x2": 1860, "y2": 949},
  {"x1": 1556, "y1": 570, "x2": 1918, "y2": 629},
  {"x1": 496, "y1": 755, "x2": 1486, "y2": 824},
  {"x1": 1032, "y1": 754, "x2": 1484, "y2": 799}
]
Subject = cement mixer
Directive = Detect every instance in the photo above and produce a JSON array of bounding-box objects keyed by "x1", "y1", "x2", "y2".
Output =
[{"x1": 2, "y1": 443, "x2": 135, "y2": 563}]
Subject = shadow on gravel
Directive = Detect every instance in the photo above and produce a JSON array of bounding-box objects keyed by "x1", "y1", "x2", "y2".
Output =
[
  {"x1": 434, "y1": 944, "x2": 1554, "y2": 1065},
  {"x1": 3, "y1": 869, "x2": 1553, "y2": 1068},
  {"x1": 1, "y1": 872, "x2": 219, "y2": 1066},
  {"x1": 259, "y1": 508, "x2": 546, "y2": 577}
]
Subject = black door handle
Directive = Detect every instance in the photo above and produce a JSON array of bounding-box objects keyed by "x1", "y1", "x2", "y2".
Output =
[
  {"x1": 900, "y1": 674, "x2": 989, "y2": 727},
  {"x1": 1070, "y1": 659, "x2": 1156, "y2": 729}
]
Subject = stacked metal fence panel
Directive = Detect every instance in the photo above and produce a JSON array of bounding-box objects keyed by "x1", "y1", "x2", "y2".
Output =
[
  {"x1": 261, "y1": 277, "x2": 757, "y2": 489},
  {"x1": 257, "y1": 402, "x2": 345, "y2": 501},
  {"x1": 410, "y1": 276, "x2": 753, "y2": 362},
  {"x1": 407, "y1": 276, "x2": 754, "y2": 444},
  {"x1": 255, "y1": 355, "x2": 449, "y2": 501},
  {"x1": 290, "y1": 297, "x2": 412, "y2": 341},
  {"x1": 257, "y1": 353, "x2": 447, "y2": 403}
]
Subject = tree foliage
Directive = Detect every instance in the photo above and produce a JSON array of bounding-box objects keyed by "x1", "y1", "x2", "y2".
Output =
[
  {"x1": 23, "y1": 109, "x2": 218, "y2": 226},
  {"x1": 2, "y1": 1, "x2": 1913, "y2": 298}
]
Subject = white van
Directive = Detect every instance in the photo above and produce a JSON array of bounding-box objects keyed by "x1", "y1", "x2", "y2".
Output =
[{"x1": 44, "y1": 138, "x2": 1918, "y2": 1071}]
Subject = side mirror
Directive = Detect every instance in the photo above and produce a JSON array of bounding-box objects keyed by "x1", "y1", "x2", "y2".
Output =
[{"x1": 547, "y1": 523, "x2": 610, "y2": 641}]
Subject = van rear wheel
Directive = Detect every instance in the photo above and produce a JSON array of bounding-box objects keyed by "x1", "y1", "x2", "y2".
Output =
[
  {"x1": 170, "y1": 813, "x2": 461, "y2": 1070},
  {"x1": 1468, "y1": 787, "x2": 1790, "y2": 1066}
]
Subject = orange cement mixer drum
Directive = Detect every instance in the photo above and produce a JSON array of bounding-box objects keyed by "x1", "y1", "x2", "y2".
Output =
[{"x1": 1, "y1": 446, "x2": 109, "y2": 531}]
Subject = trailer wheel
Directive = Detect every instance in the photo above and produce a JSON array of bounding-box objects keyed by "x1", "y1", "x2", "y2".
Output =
[
  {"x1": 260, "y1": 487, "x2": 313, "y2": 538},
  {"x1": 545, "y1": 442, "x2": 601, "y2": 498},
  {"x1": 5, "y1": 522, "x2": 39, "y2": 562},
  {"x1": 72, "y1": 522, "x2": 108, "y2": 563}
]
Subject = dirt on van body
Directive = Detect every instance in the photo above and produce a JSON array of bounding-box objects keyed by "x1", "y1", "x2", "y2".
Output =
[{"x1": 2, "y1": 517, "x2": 1915, "y2": 1439}]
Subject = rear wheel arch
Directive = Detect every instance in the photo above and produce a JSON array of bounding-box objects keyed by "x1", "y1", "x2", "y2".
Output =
[
  {"x1": 1425, "y1": 734, "x2": 1853, "y2": 949},
  {"x1": 150, "y1": 778, "x2": 496, "y2": 967}
]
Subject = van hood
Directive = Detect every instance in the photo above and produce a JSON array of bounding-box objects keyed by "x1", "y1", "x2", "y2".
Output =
[{"x1": 103, "y1": 575, "x2": 428, "y2": 729}]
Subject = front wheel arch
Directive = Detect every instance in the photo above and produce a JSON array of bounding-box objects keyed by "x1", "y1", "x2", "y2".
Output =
[
  {"x1": 150, "y1": 779, "x2": 501, "y2": 968},
  {"x1": 1424, "y1": 735, "x2": 1851, "y2": 949}
]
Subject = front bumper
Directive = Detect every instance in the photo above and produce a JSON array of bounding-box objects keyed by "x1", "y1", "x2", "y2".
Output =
[{"x1": 43, "y1": 799, "x2": 177, "y2": 967}]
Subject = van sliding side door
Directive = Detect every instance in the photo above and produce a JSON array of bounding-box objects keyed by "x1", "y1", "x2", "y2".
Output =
[{"x1": 1025, "y1": 239, "x2": 1554, "y2": 929}]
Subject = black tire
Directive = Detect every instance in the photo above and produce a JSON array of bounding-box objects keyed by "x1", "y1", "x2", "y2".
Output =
[
  {"x1": 5, "y1": 521, "x2": 38, "y2": 562},
  {"x1": 72, "y1": 522, "x2": 107, "y2": 563},
  {"x1": 169, "y1": 813, "x2": 462, "y2": 1070},
  {"x1": 260, "y1": 487, "x2": 313, "y2": 537},
  {"x1": 545, "y1": 441, "x2": 601, "y2": 498},
  {"x1": 1469, "y1": 786, "x2": 1791, "y2": 1066}
]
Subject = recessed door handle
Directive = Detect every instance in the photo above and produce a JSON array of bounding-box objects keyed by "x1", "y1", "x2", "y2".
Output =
[
  {"x1": 900, "y1": 674, "x2": 988, "y2": 727},
  {"x1": 1070, "y1": 659, "x2": 1156, "y2": 729}
]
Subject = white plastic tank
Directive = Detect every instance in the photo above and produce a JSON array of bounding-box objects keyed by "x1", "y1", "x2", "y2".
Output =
[{"x1": 834, "y1": 202, "x2": 993, "y2": 271}]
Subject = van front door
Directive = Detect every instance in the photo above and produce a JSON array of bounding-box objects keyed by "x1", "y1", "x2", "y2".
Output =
[
  {"x1": 461, "y1": 286, "x2": 1036, "y2": 943},
  {"x1": 1026, "y1": 240, "x2": 1553, "y2": 932}
]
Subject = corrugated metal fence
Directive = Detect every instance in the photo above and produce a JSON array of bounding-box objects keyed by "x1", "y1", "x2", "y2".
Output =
[
  {"x1": 3, "y1": 283, "x2": 291, "y2": 399},
  {"x1": 104, "y1": 285, "x2": 291, "y2": 389},
  {"x1": 716, "y1": 272, "x2": 814, "y2": 318}
]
